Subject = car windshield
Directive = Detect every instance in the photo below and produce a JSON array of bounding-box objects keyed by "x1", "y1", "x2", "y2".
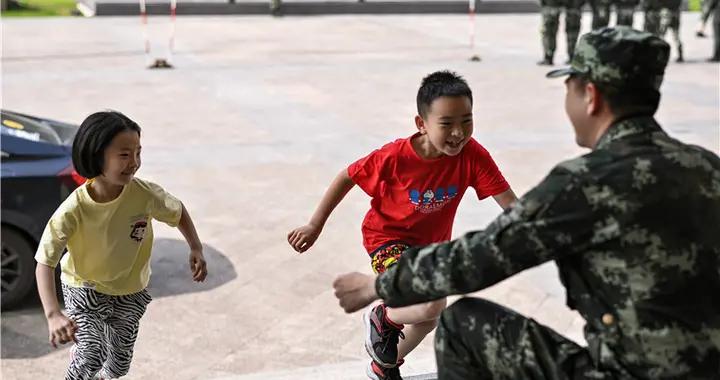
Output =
[{"x1": 1, "y1": 113, "x2": 63, "y2": 145}]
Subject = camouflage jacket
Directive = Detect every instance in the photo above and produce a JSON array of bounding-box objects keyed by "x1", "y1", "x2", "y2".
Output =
[{"x1": 377, "y1": 115, "x2": 720, "y2": 378}]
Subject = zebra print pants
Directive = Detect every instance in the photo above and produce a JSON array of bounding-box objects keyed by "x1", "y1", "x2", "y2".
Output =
[{"x1": 62, "y1": 284, "x2": 152, "y2": 380}]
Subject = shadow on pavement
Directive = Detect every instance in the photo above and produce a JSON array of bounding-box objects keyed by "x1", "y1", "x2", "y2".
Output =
[{"x1": 1, "y1": 238, "x2": 235, "y2": 359}]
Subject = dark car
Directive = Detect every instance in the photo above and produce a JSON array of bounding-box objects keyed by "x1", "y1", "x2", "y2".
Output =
[{"x1": 1, "y1": 110, "x2": 84, "y2": 309}]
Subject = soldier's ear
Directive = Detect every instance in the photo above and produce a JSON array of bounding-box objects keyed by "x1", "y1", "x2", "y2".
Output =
[{"x1": 585, "y1": 82, "x2": 601, "y2": 116}]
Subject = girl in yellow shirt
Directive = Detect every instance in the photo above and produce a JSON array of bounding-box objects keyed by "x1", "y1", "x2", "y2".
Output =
[{"x1": 35, "y1": 111, "x2": 208, "y2": 380}]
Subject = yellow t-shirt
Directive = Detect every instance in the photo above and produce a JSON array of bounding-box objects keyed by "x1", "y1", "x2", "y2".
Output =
[{"x1": 34, "y1": 177, "x2": 183, "y2": 295}]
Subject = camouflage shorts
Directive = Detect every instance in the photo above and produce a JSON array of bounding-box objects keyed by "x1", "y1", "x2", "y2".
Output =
[{"x1": 370, "y1": 242, "x2": 410, "y2": 274}]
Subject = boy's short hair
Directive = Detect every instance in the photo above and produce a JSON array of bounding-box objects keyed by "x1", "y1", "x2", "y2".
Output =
[
  {"x1": 416, "y1": 70, "x2": 473, "y2": 119},
  {"x1": 72, "y1": 111, "x2": 141, "y2": 178}
]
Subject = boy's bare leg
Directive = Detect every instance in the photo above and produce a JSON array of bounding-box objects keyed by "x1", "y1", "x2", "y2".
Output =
[
  {"x1": 398, "y1": 319, "x2": 439, "y2": 360},
  {"x1": 386, "y1": 298, "x2": 447, "y2": 325},
  {"x1": 385, "y1": 298, "x2": 447, "y2": 361}
]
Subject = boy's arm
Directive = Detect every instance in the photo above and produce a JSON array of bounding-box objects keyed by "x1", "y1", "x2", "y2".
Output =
[
  {"x1": 493, "y1": 188, "x2": 518, "y2": 210},
  {"x1": 177, "y1": 204, "x2": 207, "y2": 282},
  {"x1": 288, "y1": 169, "x2": 356, "y2": 253}
]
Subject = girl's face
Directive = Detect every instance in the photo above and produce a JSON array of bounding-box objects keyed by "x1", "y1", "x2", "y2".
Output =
[{"x1": 100, "y1": 130, "x2": 141, "y2": 186}]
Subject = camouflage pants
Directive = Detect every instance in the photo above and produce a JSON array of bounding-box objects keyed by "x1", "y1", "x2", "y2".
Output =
[
  {"x1": 590, "y1": 0, "x2": 611, "y2": 28},
  {"x1": 644, "y1": 8, "x2": 662, "y2": 35},
  {"x1": 590, "y1": 1, "x2": 636, "y2": 28},
  {"x1": 714, "y1": 7, "x2": 720, "y2": 58},
  {"x1": 659, "y1": 8, "x2": 682, "y2": 47},
  {"x1": 700, "y1": 0, "x2": 716, "y2": 24},
  {"x1": 615, "y1": 5, "x2": 636, "y2": 26},
  {"x1": 645, "y1": 8, "x2": 682, "y2": 55},
  {"x1": 434, "y1": 298, "x2": 622, "y2": 380},
  {"x1": 541, "y1": 6, "x2": 582, "y2": 59}
]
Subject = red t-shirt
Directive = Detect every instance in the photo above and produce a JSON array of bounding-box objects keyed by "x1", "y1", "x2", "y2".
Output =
[{"x1": 348, "y1": 134, "x2": 510, "y2": 254}]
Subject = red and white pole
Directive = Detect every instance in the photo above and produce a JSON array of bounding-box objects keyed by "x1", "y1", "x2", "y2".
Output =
[
  {"x1": 169, "y1": 0, "x2": 177, "y2": 61},
  {"x1": 139, "y1": 0, "x2": 150, "y2": 63},
  {"x1": 469, "y1": 0, "x2": 475, "y2": 50},
  {"x1": 468, "y1": 0, "x2": 480, "y2": 61}
]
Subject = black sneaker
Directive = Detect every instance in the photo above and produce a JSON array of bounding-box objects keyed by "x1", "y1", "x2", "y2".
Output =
[
  {"x1": 363, "y1": 304, "x2": 404, "y2": 368},
  {"x1": 367, "y1": 360, "x2": 403, "y2": 380}
]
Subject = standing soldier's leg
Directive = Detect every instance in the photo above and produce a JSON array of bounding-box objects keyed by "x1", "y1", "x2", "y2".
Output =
[
  {"x1": 434, "y1": 298, "x2": 603, "y2": 380},
  {"x1": 670, "y1": 8, "x2": 684, "y2": 61},
  {"x1": 659, "y1": 7, "x2": 683, "y2": 61},
  {"x1": 616, "y1": 4, "x2": 636, "y2": 26},
  {"x1": 713, "y1": 7, "x2": 720, "y2": 60},
  {"x1": 270, "y1": 0, "x2": 281, "y2": 16},
  {"x1": 701, "y1": 0, "x2": 715, "y2": 26},
  {"x1": 565, "y1": 2, "x2": 583, "y2": 61},
  {"x1": 592, "y1": 0, "x2": 611, "y2": 28},
  {"x1": 644, "y1": 5, "x2": 662, "y2": 35},
  {"x1": 539, "y1": 6, "x2": 562, "y2": 65}
]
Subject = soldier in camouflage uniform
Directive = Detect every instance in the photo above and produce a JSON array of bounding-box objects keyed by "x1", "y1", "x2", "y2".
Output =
[
  {"x1": 590, "y1": 0, "x2": 638, "y2": 28},
  {"x1": 539, "y1": 0, "x2": 585, "y2": 65},
  {"x1": 334, "y1": 26, "x2": 720, "y2": 379},
  {"x1": 644, "y1": 0, "x2": 684, "y2": 62}
]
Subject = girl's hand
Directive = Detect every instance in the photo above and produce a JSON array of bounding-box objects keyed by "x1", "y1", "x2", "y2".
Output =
[
  {"x1": 189, "y1": 249, "x2": 207, "y2": 282},
  {"x1": 47, "y1": 312, "x2": 77, "y2": 348},
  {"x1": 287, "y1": 224, "x2": 321, "y2": 253}
]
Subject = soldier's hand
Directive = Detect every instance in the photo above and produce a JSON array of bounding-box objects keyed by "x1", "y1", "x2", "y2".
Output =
[{"x1": 333, "y1": 272, "x2": 379, "y2": 313}]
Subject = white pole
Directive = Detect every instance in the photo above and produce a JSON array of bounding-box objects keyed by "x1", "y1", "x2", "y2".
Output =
[
  {"x1": 468, "y1": 0, "x2": 480, "y2": 61},
  {"x1": 139, "y1": 0, "x2": 150, "y2": 64},
  {"x1": 169, "y1": 0, "x2": 177, "y2": 62}
]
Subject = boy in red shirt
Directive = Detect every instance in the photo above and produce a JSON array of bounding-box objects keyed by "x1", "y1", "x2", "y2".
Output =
[{"x1": 288, "y1": 71, "x2": 517, "y2": 380}]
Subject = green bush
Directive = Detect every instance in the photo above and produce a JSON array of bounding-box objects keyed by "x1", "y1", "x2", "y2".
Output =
[{"x1": 3, "y1": 0, "x2": 78, "y2": 17}]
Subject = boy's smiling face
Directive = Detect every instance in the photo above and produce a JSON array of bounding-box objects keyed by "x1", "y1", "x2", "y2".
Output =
[{"x1": 416, "y1": 95, "x2": 474, "y2": 157}]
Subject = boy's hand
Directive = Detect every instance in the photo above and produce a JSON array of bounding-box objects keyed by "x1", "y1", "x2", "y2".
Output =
[
  {"x1": 333, "y1": 272, "x2": 379, "y2": 313},
  {"x1": 189, "y1": 249, "x2": 207, "y2": 282},
  {"x1": 47, "y1": 312, "x2": 77, "y2": 348},
  {"x1": 287, "y1": 224, "x2": 321, "y2": 253}
]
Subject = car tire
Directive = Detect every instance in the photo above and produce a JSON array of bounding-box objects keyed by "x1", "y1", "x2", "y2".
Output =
[{"x1": 1, "y1": 226, "x2": 36, "y2": 309}]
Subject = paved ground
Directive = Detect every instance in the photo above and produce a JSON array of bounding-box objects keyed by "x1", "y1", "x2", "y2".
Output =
[{"x1": 2, "y1": 13, "x2": 718, "y2": 380}]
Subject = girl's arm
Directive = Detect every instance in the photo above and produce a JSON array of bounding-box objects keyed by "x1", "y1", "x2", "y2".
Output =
[
  {"x1": 36, "y1": 263, "x2": 77, "y2": 348},
  {"x1": 288, "y1": 169, "x2": 356, "y2": 253},
  {"x1": 177, "y1": 204, "x2": 207, "y2": 282}
]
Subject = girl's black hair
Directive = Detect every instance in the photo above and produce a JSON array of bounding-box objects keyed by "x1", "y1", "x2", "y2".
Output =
[{"x1": 72, "y1": 111, "x2": 141, "y2": 178}]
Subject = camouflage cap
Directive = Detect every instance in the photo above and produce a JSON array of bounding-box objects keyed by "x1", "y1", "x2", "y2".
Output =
[{"x1": 547, "y1": 26, "x2": 670, "y2": 91}]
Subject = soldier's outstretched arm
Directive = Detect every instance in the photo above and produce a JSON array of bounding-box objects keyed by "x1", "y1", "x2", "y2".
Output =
[{"x1": 377, "y1": 164, "x2": 603, "y2": 308}]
